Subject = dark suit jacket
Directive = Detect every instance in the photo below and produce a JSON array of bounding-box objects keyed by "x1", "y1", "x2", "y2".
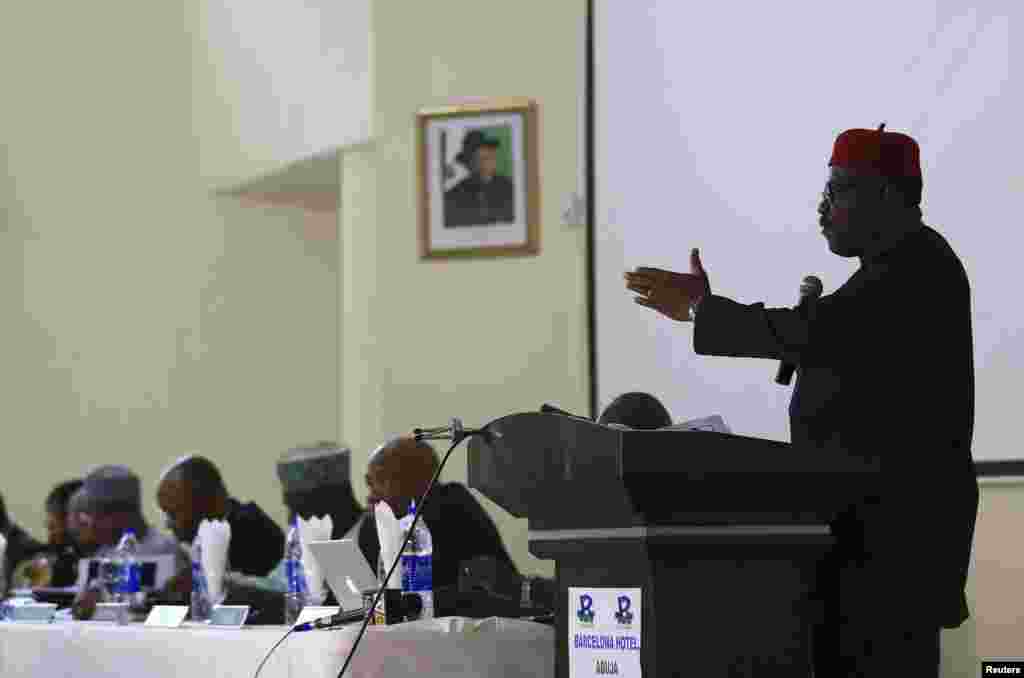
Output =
[
  {"x1": 358, "y1": 482, "x2": 517, "y2": 591},
  {"x1": 225, "y1": 498, "x2": 285, "y2": 577},
  {"x1": 443, "y1": 175, "x2": 516, "y2": 227},
  {"x1": 693, "y1": 224, "x2": 978, "y2": 628}
]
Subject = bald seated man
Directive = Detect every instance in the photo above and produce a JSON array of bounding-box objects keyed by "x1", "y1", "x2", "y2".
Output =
[
  {"x1": 157, "y1": 455, "x2": 284, "y2": 579},
  {"x1": 357, "y1": 436, "x2": 517, "y2": 592}
]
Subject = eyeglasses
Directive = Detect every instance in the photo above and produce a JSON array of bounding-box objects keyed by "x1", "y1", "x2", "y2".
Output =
[
  {"x1": 823, "y1": 180, "x2": 858, "y2": 204},
  {"x1": 823, "y1": 178, "x2": 886, "y2": 204}
]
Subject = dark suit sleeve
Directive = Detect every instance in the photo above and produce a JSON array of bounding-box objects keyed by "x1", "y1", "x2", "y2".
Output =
[
  {"x1": 694, "y1": 295, "x2": 808, "y2": 361},
  {"x1": 429, "y1": 484, "x2": 517, "y2": 589},
  {"x1": 228, "y1": 502, "x2": 286, "y2": 577},
  {"x1": 498, "y1": 176, "x2": 516, "y2": 221},
  {"x1": 694, "y1": 263, "x2": 898, "y2": 369}
]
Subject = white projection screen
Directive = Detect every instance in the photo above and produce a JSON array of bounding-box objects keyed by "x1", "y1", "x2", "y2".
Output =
[{"x1": 591, "y1": 3, "x2": 1020, "y2": 469}]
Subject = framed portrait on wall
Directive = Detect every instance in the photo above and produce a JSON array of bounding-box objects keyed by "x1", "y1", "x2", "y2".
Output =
[{"x1": 417, "y1": 97, "x2": 539, "y2": 259}]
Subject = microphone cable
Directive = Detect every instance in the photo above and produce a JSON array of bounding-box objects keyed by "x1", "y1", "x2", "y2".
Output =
[
  {"x1": 253, "y1": 424, "x2": 483, "y2": 678},
  {"x1": 333, "y1": 433, "x2": 468, "y2": 678},
  {"x1": 252, "y1": 624, "x2": 298, "y2": 678},
  {"x1": 250, "y1": 426, "x2": 483, "y2": 678}
]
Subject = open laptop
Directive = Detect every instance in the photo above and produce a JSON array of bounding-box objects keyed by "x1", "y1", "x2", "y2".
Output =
[{"x1": 306, "y1": 539, "x2": 379, "y2": 612}]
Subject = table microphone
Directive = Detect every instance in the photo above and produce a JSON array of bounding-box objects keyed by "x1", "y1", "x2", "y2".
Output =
[
  {"x1": 294, "y1": 605, "x2": 370, "y2": 631},
  {"x1": 775, "y1": 275, "x2": 823, "y2": 386},
  {"x1": 539, "y1": 403, "x2": 591, "y2": 420},
  {"x1": 412, "y1": 418, "x2": 498, "y2": 443}
]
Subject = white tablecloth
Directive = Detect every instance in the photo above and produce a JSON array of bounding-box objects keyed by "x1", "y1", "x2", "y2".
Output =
[{"x1": 0, "y1": 617, "x2": 554, "y2": 678}]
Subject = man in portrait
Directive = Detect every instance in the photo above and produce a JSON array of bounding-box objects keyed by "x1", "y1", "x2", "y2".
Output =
[{"x1": 443, "y1": 129, "x2": 516, "y2": 227}]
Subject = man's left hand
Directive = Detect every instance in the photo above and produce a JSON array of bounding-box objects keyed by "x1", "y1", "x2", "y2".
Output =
[{"x1": 624, "y1": 248, "x2": 711, "y2": 322}]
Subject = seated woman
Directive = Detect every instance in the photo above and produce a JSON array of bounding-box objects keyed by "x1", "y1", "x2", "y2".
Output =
[{"x1": 13, "y1": 480, "x2": 86, "y2": 589}]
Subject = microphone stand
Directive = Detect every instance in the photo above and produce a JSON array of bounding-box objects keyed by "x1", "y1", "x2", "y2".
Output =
[
  {"x1": 252, "y1": 418, "x2": 488, "y2": 678},
  {"x1": 332, "y1": 419, "x2": 486, "y2": 678}
]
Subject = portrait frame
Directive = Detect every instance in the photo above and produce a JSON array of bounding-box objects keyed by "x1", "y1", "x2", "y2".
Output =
[{"x1": 417, "y1": 97, "x2": 539, "y2": 259}]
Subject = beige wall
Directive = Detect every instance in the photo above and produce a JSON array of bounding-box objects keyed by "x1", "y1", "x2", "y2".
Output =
[
  {"x1": 338, "y1": 0, "x2": 588, "y2": 578},
  {"x1": 188, "y1": 0, "x2": 372, "y2": 189},
  {"x1": 0, "y1": 2, "x2": 338, "y2": 535},
  {"x1": 970, "y1": 482, "x2": 1024, "y2": 656},
  {"x1": 939, "y1": 480, "x2": 1024, "y2": 676}
]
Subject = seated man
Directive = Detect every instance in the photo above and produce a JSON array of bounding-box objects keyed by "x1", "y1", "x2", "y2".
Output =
[
  {"x1": 277, "y1": 443, "x2": 365, "y2": 541},
  {"x1": 219, "y1": 444, "x2": 366, "y2": 622},
  {"x1": 71, "y1": 465, "x2": 184, "y2": 619},
  {"x1": 157, "y1": 455, "x2": 284, "y2": 578},
  {"x1": 598, "y1": 391, "x2": 673, "y2": 429},
  {"x1": 358, "y1": 436, "x2": 518, "y2": 593}
]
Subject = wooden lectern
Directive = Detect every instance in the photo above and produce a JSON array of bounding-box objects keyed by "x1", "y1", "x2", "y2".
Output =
[{"x1": 467, "y1": 412, "x2": 879, "y2": 677}]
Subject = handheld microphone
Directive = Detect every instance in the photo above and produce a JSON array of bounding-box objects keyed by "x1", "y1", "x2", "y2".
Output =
[{"x1": 775, "y1": 275, "x2": 823, "y2": 386}]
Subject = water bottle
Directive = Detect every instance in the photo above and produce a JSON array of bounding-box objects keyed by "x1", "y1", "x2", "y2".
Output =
[
  {"x1": 284, "y1": 518, "x2": 307, "y2": 626},
  {"x1": 190, "y1": 538, "x2": 212, "y2": 622},
  {"x1": 111, "y1": 530, "x2": 142, "y2": 608},
  {"x1": 399, "y1": 501, "x2": 433, "y2": 620},
  {"x1": 98, "y1": 553, "x2": 118, "y2": 602}
]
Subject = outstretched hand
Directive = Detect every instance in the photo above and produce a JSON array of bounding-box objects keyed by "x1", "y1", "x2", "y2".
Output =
[{"x1": 624, "y1": 248, "x2": 711, "y2": 322}]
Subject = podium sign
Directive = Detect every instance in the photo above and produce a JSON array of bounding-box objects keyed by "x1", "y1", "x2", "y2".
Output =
[{"x1": 568, "y1": 587, "x2": 642, "y2": 678}]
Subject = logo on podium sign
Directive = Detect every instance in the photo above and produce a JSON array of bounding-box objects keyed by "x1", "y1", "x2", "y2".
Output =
[
  {"x1": 614, "y1": 595, "x2": 633, "y2": 626},
  {"x1": 569, "y1": 588, "x2": 642, "y2": 678},
  {"x1": 576, "y1": 593, "x2": 595, "y2": 625}
]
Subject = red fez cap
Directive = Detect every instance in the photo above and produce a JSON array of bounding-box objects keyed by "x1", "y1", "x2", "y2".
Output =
[{"x1": 829, "y1": 124, "x2": 921, "y2": 177}]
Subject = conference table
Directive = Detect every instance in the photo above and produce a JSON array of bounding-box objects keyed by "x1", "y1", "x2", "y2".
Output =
[{"x1": 0, "y1": 616, "x2": 554, "y2": 678}]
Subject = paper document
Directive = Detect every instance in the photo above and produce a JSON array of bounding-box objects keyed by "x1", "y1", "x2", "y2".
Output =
[
  {"x1": 660, "y1": 414, "x2": 732, "y2": 434},
  {"x1": 604, "y1": 414, "x2": 733, "y2": 434}
]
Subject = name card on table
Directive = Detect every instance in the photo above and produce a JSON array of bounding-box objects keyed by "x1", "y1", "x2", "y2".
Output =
[
  {"x1": 210, "y1": 605, "x2": 251, "y2": 628},
  {"x1": 7, "y1": 603, "x2": 57, "y2": 624},
  {"x1": 144, "y1": 605, "x2": 189, "y2": 628},
  {"x1": 294, "y1": 606, "x2": 340, "y2": 628},
  {"x1": 568, "y1": 587, "x2": 642, "y2": 678},
  {"x1": 93, "y1": 603, "x2": 130, "y2": 624}
]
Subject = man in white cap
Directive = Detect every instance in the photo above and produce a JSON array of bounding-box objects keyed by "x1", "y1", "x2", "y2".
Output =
[
  {"x1": 193, "y1": 443, "x2": 365, "y2": 623},
  {"x1": 276, "y1": 442, "x2": 364, "y2": 540}
]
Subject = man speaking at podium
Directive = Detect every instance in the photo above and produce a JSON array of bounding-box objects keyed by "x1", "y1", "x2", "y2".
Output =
[{"x1": 624, "y1": 127, "x2": 978, "y2": 677}]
